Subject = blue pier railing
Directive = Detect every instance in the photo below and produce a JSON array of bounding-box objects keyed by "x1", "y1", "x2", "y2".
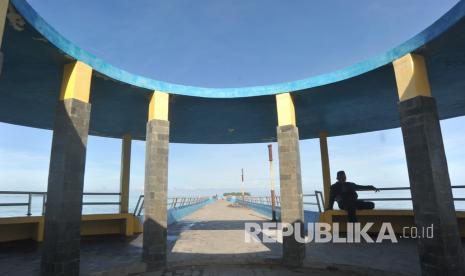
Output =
[
  {"x1": 133, "y1": 195, "x2": 214, "y2": 225},
  {"x1": 132, "y1": 195, "x2": 211, "y2": 216},
  {"x1": 233, "y1": 191, "x2": 323, "y2": 223},
  {"x1": 0, "y1": 191, "x2": 121, "y2": 216},
  {"x1": 0, "y1": 191, "x2": 213, "y2": 218}
]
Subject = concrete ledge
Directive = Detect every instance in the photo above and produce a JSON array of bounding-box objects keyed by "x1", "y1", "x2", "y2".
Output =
[
  {"x1": 0, "y1": 199, "x2": 214, "y2": 243},
  {"x1": 0, "y1": 216, "x2": 44, "y2": 242},
  {"x1": 81, "y1": 213, "x2": 142, "y2": 237},
  {"x1": 320, "y1": 209, "x2": 465, "y2": 237},
  {"x1": 0, "y1": 213, "x2": 142, "y2": 242},
  {"x1": 324, "y1": 209, "x2": 415, "y2": 217}
]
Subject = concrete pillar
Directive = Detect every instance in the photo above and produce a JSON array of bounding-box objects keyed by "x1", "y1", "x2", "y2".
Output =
[
  {"x1": 0, "y1": 0, "x2": 9, "y2": 76},
  {"x1": 319, "y1": 132, "x2": 331, "y2": 209},
  {"x1": 393, "y1": 54, "x2": 465, "y2": 275},
  {"x1": 119, "y1": 134, "x2": 131, "y2": 213},
  {"x1": 41, "y1": 61, "x2": 93, "y2": 276},
  {"x1": 143, "y1": 91, "x2": 170, "y2": 268},
  {"x1": 275, "y1": 93, "x2": 305, "y2": 266}
]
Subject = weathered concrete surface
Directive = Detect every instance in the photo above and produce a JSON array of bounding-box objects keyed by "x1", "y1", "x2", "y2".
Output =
[
  {"x1": 277, "y1": 125, "x2": 305, "y2": 266},
  {"x1": 305, "y1": 238, "x2": 421, "y2": 276},
  {"x1": 144, "y1": 119, "x2": 170, "y2": 267},
  {"x1": 166, "y1": 201, "x2": 423, "y2": 275},
  {"x1": 41, "y1": 99, "x2": 91, "y2": 276},
  {"x1": 4, "y1": 200, "x2": 465, "y2": 275},
  {"x1": 169, "y1": 200, "x2": 277, "y2": 260},
  {"x1": 399, "y1": 96, "x2": 465, "y2": 275},
  {"x1": 139, "y1": 264, "x2": 363, "y2": 276}
]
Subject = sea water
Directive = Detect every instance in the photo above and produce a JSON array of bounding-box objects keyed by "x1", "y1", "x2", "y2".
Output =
[
  {"x1": 0, "y1": 193, "x2": 144, "y2": 217},
  {"x1": 1, "y1": 188, "x2": 465, "y2": 217}
]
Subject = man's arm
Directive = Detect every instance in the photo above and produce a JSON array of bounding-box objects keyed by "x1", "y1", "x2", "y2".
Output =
[{"x1": 353, "y1": 183, "x2": 379, "y2": 192}]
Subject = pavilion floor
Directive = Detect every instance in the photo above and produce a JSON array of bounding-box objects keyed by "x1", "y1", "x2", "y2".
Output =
[{"x1": 1, "y1": 200, "x2": 460, "y2": 276}]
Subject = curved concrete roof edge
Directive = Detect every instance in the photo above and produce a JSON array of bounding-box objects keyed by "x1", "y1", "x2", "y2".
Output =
[{"x1": 11, "y1": 0, "x2": 465, "y2": 98}]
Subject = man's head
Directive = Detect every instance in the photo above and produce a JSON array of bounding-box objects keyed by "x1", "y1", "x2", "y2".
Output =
[{"x1": 337, "y1": 171, "x2": 346, "y2": 183}]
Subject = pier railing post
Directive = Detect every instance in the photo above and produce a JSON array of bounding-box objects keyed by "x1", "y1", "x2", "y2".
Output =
[{"x1": 27, "y1": 193, "x2": 32, "y2": 216}]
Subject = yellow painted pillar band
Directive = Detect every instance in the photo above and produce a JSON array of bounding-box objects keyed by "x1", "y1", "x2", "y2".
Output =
[
  {"x1": 319, "y1": 132, "x2": 331, "y2": 209},
  {"x1": 392, "y1": 53, "x2": 432, "y2": 102},
  {"x1": 276, "y1": 93, "x2": 296, "y2": 126},
  {"x1": 0, "y1": 0, "x2": 8, "y2": 47},
  {"x1": 119, "y1": 134, "x2": 131, "y2": 214},
  {"x1": 148, "y1": 91, "x2": 169, "y2": 121},
  {"x1": 59, "y1": 61, "x2": 93, "y2": 102}
]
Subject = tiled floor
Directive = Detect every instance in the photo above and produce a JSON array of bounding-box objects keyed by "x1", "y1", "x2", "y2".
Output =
[{"x1": 0, "y1": 200, "x2": 450, "y2": 275}]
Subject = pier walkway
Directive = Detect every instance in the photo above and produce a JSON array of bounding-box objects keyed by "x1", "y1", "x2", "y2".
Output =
[{"x1": 0, "y1": 200, "x2": 428, "y2": 275}]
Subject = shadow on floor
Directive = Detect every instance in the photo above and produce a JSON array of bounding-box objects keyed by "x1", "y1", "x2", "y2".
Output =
[{"x1": 0, "y1": 218, "x2": 282, "y2": 276}]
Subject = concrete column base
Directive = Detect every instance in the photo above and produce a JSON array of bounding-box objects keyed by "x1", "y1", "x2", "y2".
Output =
[
  {"x1": 399, "y1": 96, "x2": 465, "y2": 275},
  {"x1": 277, "y1": 125, "x2": 305, "y2": 266},
  {"x1": 143, "y1": 119, "x2": 170, "y2": 268},
  {"x1": 41, "y1": 99, "x2": 91, "y2": 276}
]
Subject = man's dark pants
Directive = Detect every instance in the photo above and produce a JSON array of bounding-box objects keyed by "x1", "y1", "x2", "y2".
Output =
[{"x1": 338, "y1": 200, "x2": 375, "y2": 222}]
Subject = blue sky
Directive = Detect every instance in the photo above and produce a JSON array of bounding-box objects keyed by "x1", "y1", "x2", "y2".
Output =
[{"x1": 1, "y1": 0, "x2": 464, "y2": 208}]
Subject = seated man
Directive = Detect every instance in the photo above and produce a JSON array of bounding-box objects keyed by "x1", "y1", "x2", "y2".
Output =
[{"x1": 326, "y1": 171, "x2": 379, "y2": 222}]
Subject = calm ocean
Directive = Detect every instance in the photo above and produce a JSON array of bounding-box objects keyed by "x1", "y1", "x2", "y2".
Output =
[{"x1": 1, "y1": 189, "x2": 464, "y2": 217}]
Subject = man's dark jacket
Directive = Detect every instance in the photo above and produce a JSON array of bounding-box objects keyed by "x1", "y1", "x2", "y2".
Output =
[{"x1": 328, "y1": 182, "x2": 376, "y2": 209}]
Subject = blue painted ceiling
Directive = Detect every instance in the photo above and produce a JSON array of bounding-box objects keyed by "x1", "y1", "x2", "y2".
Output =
[{"x1": 1, "y1": 0, "x2": 465, "y2": 143}]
